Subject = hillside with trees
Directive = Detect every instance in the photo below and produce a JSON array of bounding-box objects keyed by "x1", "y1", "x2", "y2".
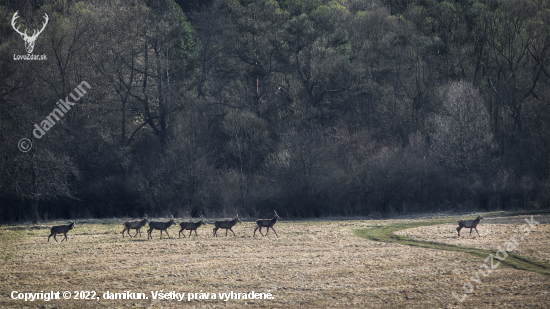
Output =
[{"x1": 1, "y1": 0, "x2": 549, "y2": 222}]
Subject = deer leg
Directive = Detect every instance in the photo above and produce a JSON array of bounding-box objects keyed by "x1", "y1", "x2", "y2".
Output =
[
  {"x1": 469, "y1": 228, "x2": 473, "y2": 237},
  {"x1": 213, "y1": 227, "x2": 218, "y2": 237},
  {"x1": 48, "y1": 234, "x2": 53, "y2": 242},
  {"x1": 270, "y1": 227, "x2": 279, "y2": 237},
  {"x1": 53, "y1": 234, "x2": 58, "y2": 242},
  {"x1": 475, "y1": 227, "x2": 481, "y2": 237},
  {"x1": 229, "y1": 228, "x2": 236, "y2": 237},
  {"x1": 122, "y1": 229, "x2": 126, "y2": 237},
  {"x1": 179, "y1": 229, "x2": 184, "y2": 238},
  {"x1": 225, "y1": 229, "x2": 228, "y2": 236},
  {"x1": 265, "y1": 227, "x2": 270, "y2": 236},
  {"x1": 137, "y1": 229, "x2": 142, "y2": 237},
  {"x1": 456, "y1": 226, "x2": 462, "y2": 237},
  {"x1": 253, "y1": 226, "x2": 258, "y2": 236},
  {"x1": 61, "y1": 233, "x2": 67, "y2": 242},
  {"x1": 133, "y1": 229, "x2": 139, "y2": 237},
  {"x1": 165, "y1": 230, "x2": 171, "y2": 239},
  {"x1": 194, "y1": 230, "x2": 198, "y2": 236}
]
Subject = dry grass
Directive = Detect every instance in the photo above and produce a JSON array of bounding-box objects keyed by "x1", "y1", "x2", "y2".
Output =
[
  {"x1": 395, "y1": 214, "x2": 550, "y2": 263},
  {"x1": 1, "y1": 216, "x2": 549, "y2": 308}
]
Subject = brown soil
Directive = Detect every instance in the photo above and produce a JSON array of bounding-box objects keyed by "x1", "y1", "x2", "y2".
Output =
[{"x1": 1, "y1": 217, "x2": 549, "y2": 308}]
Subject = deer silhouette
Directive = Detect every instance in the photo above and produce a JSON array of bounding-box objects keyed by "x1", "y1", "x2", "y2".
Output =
[
  {"x1": 147, "y1": 216, "x2": 176, "y2": 239},
  {"x1": 48, "y1": 222, "x2": 75, "y2": 242},
  {"x1": 456, "y1": 215, "x2": 484, "y2": 237},
  {"x1": 254, "y1": 210, "x2": 281, "y2": 237},
  {"x1": 212, "y1": 215, "x2": 241, "y2": 237},
  {"x1": 178, "y1": 219, "x2": 208, "y2": 238},
  {"x1": 122, "y1": 214, "x2": 149, "y2": 238}
]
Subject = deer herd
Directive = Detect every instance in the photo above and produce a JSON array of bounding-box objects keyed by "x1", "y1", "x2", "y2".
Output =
[
  {"x1": 47, "y1": 212, "x2": 485, "y2": 242},
  {"x1": 47, "y1": 211, "x2": 282, "y2": 241}
]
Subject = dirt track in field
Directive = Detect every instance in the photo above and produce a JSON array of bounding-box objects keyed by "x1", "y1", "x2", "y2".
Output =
[
  {"x1": 395, "y1": 214, "x2": 550, "y2": 263},
  {"x1": 1, "y1": 215, "x2": 549, "y2": 308}
]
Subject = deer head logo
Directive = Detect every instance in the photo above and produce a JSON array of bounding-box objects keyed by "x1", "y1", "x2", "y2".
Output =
[{"x1": 11, "y1": 11, "x2": 49, "y2": 54}]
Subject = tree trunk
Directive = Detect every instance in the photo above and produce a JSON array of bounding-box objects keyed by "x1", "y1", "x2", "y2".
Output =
[
  {"x1": 31, "y1": 165, "x2": 39, "y2": 223},
  {"x1": 32, "y1": 199, "x2": 39, "y2": 224}
]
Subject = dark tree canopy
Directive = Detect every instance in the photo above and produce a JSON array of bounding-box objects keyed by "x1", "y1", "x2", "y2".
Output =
[{"x1": 1, "y1": 0, "x2": 549, "y2": 222}]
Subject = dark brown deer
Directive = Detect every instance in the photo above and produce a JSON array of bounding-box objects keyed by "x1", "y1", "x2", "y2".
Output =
[
  {"x1": 178, "y1": 219, "x2": 207, "y2": 238},
  {"x1": 456, "y1": 215, "x2": 484, "y2": 237},
  {"x1": 147, "y1": 216, "x2": 176, "y2": 239},
  {"x1": 212, "y1": 215, "x2": 241, "y2": 237},
  {"x1": 254, "y1": 210, "x2": 281, "y2": 237},
  {"x1": 121, "y1": 214, "x2": 149, "y2": 238},
  {"x1": 48, "y1": 222, "x2": 75, "y2": 242}
]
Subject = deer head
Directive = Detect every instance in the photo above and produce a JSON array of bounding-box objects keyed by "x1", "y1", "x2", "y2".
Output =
[{"x1": 12, "y1": 11, "x2": 49, "y2": 54}]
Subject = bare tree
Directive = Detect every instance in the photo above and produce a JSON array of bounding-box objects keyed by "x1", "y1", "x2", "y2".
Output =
[
  {"x1": 431, "y1": 82, "x2": 496, "y2": 178},
  {"x1": 13, "y1": 149, "x2": 80, "y2": 223}
]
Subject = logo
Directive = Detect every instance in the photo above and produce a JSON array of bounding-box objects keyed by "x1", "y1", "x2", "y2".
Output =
[
  {"x1": 18, "y1": 81, "x2": 92, "y2": 152},
  {"x1": 12, "y1": 11, "x2": 48, "y2": 60}
]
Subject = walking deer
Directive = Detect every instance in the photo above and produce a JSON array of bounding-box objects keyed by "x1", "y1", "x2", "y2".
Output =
[
  {"x1": 456, "y1": 215, "x2": 484, "y2": 237},
  {"x1": 178, "y1": 219, "x2": 207, "y2": 238},
  {"x1": 147, "y1": 216, "x2": 176, "y2": 239},
  {"x1": 122, "y1": 214, "x2": 149, "y2": 238},
  {"x1": 48, "y1": 222, "x2": 75, "y2": 242},
  {"x1": 212, "y1": 215, "x2": 241, "y2": 237},
  {"x1": 254, "y1": 210, "x2": 281, "y2": 237}
]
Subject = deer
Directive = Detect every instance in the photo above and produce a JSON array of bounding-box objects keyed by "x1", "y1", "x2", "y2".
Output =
[
  {"x1": 121, "y1": 214, "x2": 149, "y2": 238},
  {"x1": 178, "y1": 219, "x2": 208, "y2": 238},
  {"x1": 12, "y1": 11, "x2": 49, "y2": 54},
  {"x1": 48, "y1": 222, "x2": 75, "y2": 242},
  {"x1": 147, "y1": 215, "x2": 176, "y2": 239},
  {"x1": 254, "y1": 210, "x2": 281, "y2": 237},
  {"x1": 456, "y1": 215, "x2": 484, "y2": 237},
  {"x1": 212, "y1": 214, "x2": 241, "y2": 237}
]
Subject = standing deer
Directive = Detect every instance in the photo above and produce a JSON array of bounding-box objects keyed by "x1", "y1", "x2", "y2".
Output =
[
  {"x1": 12, "y1": 11, "x2": 49, "y2": 54},
  {"x1": 48, "y1": 222, "x2": 75, "y2": 242},
  {"x1": 147, "y1": 216, "x2": 176, "y2": 239},
  {"x1": 212, "y1": 215, "x2": 241, "y2": 237},
  {"x1": 254, "y1": 210, "x2": 281, "y2": 237},
  {"x1": 456, "y1": 215, "x2": 484, "y2": 237},
  {"x1": 178, "y1": 219, "x2": 208, "y2": 238},
  {"x1": 121, "y1": 214, "x2": 149, "y2": 238}
]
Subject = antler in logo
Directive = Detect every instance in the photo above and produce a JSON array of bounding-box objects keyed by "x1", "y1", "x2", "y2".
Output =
[{"x1": 12, "y1": 11, "x2": 49, "y2": 54}]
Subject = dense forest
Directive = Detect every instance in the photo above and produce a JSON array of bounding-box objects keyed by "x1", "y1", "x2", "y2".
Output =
[{"x1": 1, "y1": 0, "x2": 549, "y2": 222}]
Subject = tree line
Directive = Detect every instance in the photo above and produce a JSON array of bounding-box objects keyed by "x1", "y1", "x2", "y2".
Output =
[{"x1": 0, "y1": 0, "x2": 549, "y2": 222}]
